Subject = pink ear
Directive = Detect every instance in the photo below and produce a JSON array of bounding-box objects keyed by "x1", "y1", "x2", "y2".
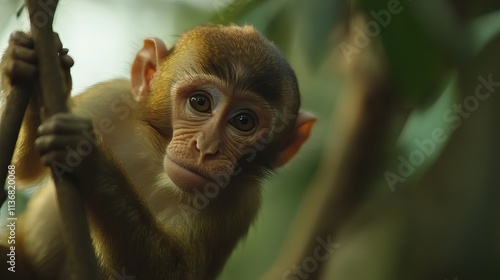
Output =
[
  {"x1": 131, "y1": 38, "x2": 168, "y2": 101},
  {"x1": 272, "y1": 112, "x2": 316, "y2": 168}
]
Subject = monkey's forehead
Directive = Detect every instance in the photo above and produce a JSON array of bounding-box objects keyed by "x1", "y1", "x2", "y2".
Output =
[
  {"x1": 178, "y1": 25, "x2": 284, "y2": 65},
  {"x1": 171, "y1": 25, "x2": 300, "y2": 111}
]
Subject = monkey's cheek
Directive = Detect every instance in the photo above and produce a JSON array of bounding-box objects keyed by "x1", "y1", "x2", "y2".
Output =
[{"x1": 163, "y1": 156, "x2": 212, "y2": 193}]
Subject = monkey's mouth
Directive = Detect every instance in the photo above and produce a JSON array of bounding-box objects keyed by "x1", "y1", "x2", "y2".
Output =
[{"x1": 164, "y1": 156, "x2": 213, "y2": 192}]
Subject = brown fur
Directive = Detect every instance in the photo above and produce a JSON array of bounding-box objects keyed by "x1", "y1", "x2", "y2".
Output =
[{"x1": 0, "y1": 25, "x2": 308, "y2": 279}]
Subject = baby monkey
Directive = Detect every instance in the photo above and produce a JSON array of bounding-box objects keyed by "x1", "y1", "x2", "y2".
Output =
[{"x1": 0, "y1": 25, "x2": 315, "y2": 279}]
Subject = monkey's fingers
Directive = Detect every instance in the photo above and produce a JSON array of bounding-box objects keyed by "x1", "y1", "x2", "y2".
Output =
[
  {"x1": 37, "y1": 113, "x2": 93, "y2": 136},
  {"x1": 9, "y1": 31, "x2": 34, "y2": 49},
  {"x1": 36, "y1": 134, "x2": 99, "y2": 176},
  {"x1": 35, "y1": 135, "x2": 90, "y2": 155},
  {"x1": 10, "y1": 43, "x2": 38, "y2": 65},
  {"x1": 59, "y1": 49, "x2": 74, "y2": 70},
  {"x1": 10, "y1": 31, "x2": 64, "y2": 52},
  {"x1": 4, "y1": 59, "x2": 37, "y2": 85},
  {"x1": 38, "y1": 150, "x2": 66, "y2": 167},
  {"x1": 35, "y1": 114, "x2": 98, "y2": 168}
]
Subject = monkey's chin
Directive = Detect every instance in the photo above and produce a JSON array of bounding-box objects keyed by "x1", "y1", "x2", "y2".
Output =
[{"x1": 164, "y1": 156, "x2": 212, "y2": 192}]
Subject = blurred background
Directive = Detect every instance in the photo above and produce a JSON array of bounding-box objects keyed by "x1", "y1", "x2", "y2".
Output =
[{"x1": 1, "y1": 0, "x2": 500, "y2": 279}]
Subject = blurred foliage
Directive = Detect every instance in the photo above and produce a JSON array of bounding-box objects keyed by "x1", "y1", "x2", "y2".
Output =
[
  {"x1": 213, "y1": 0, "x2": 343, "y2": 68},
  {"x1": 207, "y1": 0, "x2": 500, "y2": 279},
  {"x1": 2, "y1": 0, "x2": 499, "y2": 279},
  {"x1": 359, "y1": 0, "x2": 446, "y2": 101},
  {"x1": 211, "y1": 1, "x2": 343, "y2": 279}
]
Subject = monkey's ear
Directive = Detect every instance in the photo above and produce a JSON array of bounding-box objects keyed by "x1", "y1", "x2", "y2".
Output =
[
  {"x1": 272, "y1": 112, "x2": 316, "y2": 168},
  {"x1": 131, "y1": 38, "x2": 168, "y2": 101}
]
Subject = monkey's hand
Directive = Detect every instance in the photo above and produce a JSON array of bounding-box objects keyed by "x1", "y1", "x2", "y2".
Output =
[
  {"x1": 35, "y1": 113, "x2": 101, "y2": 184},
  {"x1": 1, "y1": 31, "x2": 74, "y2": 103},
  {"x1": 1, "y1": 31, "x2": 74, "y2": 184}
]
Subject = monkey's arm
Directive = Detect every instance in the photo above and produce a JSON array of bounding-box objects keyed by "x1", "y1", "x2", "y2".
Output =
[
  {"x1": 0, "y1": 33, "x2": 45, "y2": 183},
  {"x1": 0, "y1": 32, "x2": 73, "y2": 184},
  {"x1": 84, "y1": 159, "x2": 191, "y2": 279},
  {"x1": 36, "y1": 114, "x2": 193, "y2": 279}
]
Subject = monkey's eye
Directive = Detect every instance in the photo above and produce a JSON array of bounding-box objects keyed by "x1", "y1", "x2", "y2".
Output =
[
  {"x1": 189, "y1": 93, "x2": 211, "y2": 113},
  {"x1": 230, "y1": 112, "x2": 256, "y2": 132}
]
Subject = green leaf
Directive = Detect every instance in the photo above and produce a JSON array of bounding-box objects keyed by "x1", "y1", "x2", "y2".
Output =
[
  {"x1": 297, "y1": 0, "x2": 345, "y2": 68},
  {"x1": 210, "y1": 0, "x2": 269, "y2": 24},
  {"x1": 357, "y1": 0, "x2": 448, "y2": 101}
]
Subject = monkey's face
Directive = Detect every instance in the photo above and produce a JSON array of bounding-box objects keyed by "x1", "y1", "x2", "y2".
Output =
[
  {"x1": 133, "y1": 25, "x2": 311, "y2": 193},
  {"x1": 164, "y1": 73, "x2": 276, "y2": 192}
]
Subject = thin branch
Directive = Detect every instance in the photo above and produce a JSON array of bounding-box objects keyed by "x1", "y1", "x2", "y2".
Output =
[{"x1": 24, "y1": 0, "x2": 99, "y2": 279}]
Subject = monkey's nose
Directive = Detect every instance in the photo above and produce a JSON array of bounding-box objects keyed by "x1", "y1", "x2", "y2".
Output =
[{"x1": 194, "y1": 134, "x2": 220, "y2": 160}]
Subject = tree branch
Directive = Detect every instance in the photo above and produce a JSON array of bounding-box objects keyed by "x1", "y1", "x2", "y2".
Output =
[{"x1": 24, "y1": 0, "x2": 99, "y2": 279}]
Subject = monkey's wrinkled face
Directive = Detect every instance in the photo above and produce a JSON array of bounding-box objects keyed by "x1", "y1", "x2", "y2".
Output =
[{"x1": 164, "y1": 74, "x2": 276, "y2": 192}]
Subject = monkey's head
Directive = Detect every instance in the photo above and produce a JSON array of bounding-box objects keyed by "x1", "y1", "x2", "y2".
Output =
[{"x1": 131, "y1": 25, "x2": 315, "y2": 192}]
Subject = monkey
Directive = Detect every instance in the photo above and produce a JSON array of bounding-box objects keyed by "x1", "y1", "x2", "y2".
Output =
[{"x1": 0, "y1": 25, "x2": 316, "y2": 279}]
